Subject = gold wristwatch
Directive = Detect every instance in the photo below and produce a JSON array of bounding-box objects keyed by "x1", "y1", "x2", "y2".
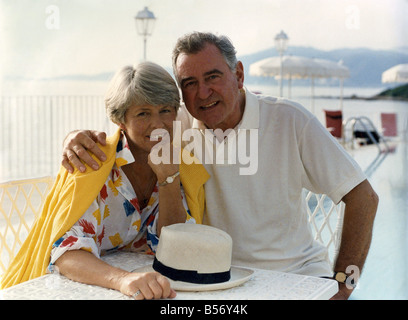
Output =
[
  {"x1": 159, "y1": 171, "x2": 180, "y2": 186},
  {"x1": 333, "y1": 271, "x2": 356, "y2": 288}
]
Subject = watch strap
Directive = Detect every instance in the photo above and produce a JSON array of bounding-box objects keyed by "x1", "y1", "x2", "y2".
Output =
[{"x1": 159, "y1": 171, "x2": 180, "y2": 186}]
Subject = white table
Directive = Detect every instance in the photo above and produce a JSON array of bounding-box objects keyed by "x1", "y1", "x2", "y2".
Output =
[{"x1": 0, "y1": 252, "x2": 338, "y2": 300}]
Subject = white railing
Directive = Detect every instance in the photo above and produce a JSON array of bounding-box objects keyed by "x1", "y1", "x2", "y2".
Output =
[
  {"x1": 305, "y1": 191, "x2": 344, "y2": 266},
  {"x1": 0, "y1": 176, "x2": 54, "y2": 274},
  {"x1": 0, "y1": 95, "x2": 117, "y2": 182}
]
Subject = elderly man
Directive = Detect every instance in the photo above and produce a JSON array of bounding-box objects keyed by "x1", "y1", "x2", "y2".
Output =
[{"x1": 61, "y1": 32, "x2": 378, "y2": 299}]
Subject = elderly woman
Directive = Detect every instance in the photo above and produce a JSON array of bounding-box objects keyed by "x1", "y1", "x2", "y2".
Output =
[{"x1": 1, "y1": 62, "x2": 209, "y2": 300}]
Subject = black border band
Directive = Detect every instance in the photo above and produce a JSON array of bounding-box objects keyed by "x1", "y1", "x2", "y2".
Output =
[{"x1": 152, "y1": 257, "x2": 231, "y2": 284}]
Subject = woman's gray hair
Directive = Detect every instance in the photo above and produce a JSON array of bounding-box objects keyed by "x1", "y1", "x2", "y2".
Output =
[
  {"x1": 172, "y1": 32, "x2": 238, "y2": 84},
  {"x1": 105, "y1": 61, "x2": 180, "y2": 124}
]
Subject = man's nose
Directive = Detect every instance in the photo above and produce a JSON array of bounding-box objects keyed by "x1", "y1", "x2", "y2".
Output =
[{"x1": 197, "y1": 82, "x2": 213, "y2": 100}]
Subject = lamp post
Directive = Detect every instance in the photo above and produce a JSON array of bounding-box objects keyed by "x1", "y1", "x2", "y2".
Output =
[
  {"x1": 274, "y1": 30, "x2": 289, "y2": 97},
  {"x1": 134, "y1": 7, "x2": 156, "y2": 61}
]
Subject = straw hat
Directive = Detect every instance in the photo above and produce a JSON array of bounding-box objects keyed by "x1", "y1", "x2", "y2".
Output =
[{"x1": 135, "y1": 223, "x2": 253, "y2": 291}]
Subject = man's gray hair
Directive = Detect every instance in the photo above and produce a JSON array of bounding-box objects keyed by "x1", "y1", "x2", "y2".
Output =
[
  {"x1": 105, "y1": 61, "x2": 180, "y2": 124},
  {"x1": 172, "y1": 32, "x2": 238, "y2": 84}
]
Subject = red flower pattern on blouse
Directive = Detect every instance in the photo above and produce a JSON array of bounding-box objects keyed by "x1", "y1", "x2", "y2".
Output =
[
  {"x1": 79, "y1": 219, "x2": 96, "y2": 235},
  {"x1": 61, "y1": 235, "x2": 78, "y2": 248},
  {"x1": 99, "y1": 184, "x2": 108, "y2": 202}
]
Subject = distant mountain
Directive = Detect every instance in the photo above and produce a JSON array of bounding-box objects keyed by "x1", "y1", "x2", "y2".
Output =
[
  {"x1": 14, "y1": 46, "x2": 407, "y2": 88},
  {"x1": 395, "y1": 46, "x2": 408, "y2": 55},
  {"x1": 239, "y1": 46, "x2": 408, "y2": 87}
]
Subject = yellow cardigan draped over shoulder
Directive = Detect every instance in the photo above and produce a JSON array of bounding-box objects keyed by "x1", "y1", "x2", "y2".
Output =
[{"x1": 1, "y1": 129, "x2": 209, "y2": 289}]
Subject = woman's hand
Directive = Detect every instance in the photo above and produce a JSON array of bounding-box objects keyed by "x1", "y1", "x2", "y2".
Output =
[
  {"x1": 55, "y1": 250, "x2": 175, "y2": 300},
  {"x1": 147, "y1": 135, "x2": 185, "y2": 235},
  {"x1": 147, "y1": 133, "x2": 180, "y2": 183},
  {"x1": 119, "y1": 271, "x2": 176, "y2": 300}
]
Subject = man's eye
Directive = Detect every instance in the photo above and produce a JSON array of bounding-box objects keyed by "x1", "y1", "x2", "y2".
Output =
[{"x1": 184, "y1": 81, "x2": 196, "y2": 88}]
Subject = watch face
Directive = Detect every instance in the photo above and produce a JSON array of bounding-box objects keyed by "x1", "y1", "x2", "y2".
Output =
[
  {"x1": 335, "y1": 272, "x2": 347, "y2": 283},
  {"x1": 167, "y1": 177, "x2": 174, "y2": 183}
]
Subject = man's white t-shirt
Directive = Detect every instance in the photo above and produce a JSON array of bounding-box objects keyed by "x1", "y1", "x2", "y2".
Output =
[{"x1": 177, "y1": 88, "x2": 366, "y2": 277}]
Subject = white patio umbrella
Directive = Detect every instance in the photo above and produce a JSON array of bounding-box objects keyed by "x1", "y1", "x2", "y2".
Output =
[
  {"x1": 249, "y1": 56, "x2": 350, "y2": 113},
  {"x1": 249, "y1": 56, "x2": 324, "y2": 112},
  {"x1": 382, "y1": 64, "x2": 408, "y2": 83},
  {"x1": 312, "y1": 59, "x2": 350, "y2": 79},
  {"x1": 249, "y1": 55, "x2": 325, "y2": 79},
  {"x1": 313, "y1": 59, "x2": 350, "y2": 110}
]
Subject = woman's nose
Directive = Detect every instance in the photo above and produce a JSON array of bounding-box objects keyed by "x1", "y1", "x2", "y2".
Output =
[{"x1": 150, "y1": 114, "x2": 165, "y2": 129}]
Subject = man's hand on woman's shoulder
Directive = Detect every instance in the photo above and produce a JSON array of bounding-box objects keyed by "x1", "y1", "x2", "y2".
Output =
[{"x1": 62, "y1": 130, "x2": 107, "y2": 173}]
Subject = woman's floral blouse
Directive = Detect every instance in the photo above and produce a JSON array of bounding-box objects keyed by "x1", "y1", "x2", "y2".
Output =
[{"x1": 50, "y1": 131, "x2": 194, "y2": 269}]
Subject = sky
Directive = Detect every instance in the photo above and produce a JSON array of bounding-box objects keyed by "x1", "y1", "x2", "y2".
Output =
[{"x1": 1, "y1": 0, "x2": 407, "y2": 81}]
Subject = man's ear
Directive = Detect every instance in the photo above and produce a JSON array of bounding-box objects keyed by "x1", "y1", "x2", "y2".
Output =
[{"x1": 235, "y1": 61, "x2": 245, "y2": 89}]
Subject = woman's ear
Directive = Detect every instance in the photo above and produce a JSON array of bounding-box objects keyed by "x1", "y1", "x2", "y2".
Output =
[{"x1": 119, "y1": 123, "x2": 126, "y2": 132}]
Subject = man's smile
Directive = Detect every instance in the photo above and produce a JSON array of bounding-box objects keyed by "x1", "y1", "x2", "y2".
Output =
[{"x1": 200, "y1": 101, "x2": 219, "y2": 110}]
